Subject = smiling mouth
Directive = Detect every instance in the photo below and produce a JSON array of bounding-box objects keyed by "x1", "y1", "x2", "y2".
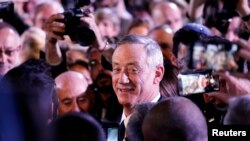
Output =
[{"x1": 118, "y1": 88, "x2": 134, "y2": 93}]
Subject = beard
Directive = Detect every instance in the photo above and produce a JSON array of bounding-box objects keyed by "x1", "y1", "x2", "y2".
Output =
[{"x1": 94, "y1": 72, "x2": 114, "y2": 93}]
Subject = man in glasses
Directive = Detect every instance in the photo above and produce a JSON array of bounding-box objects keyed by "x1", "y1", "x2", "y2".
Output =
[{"x1": 0, "y1": 22, "x2": 22, "y2": 76}]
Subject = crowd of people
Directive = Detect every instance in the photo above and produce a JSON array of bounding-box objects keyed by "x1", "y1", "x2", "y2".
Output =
[{"x1": 1, "y1": 0, "x2": 250, "y2": 141}]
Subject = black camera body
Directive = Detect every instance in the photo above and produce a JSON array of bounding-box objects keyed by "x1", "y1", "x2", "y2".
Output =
[
  {"x1": 0, "y1": 1, "x2": 14, "y2": 19},
  {"x1": 58, "y1": 0, "x2": 94, "y2": 46},
  {"x1": 59, "y1": 7, "x2": 96, "y2": 46}
]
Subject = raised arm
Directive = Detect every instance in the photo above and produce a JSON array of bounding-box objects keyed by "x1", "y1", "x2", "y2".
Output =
[
  {"x1": 236, "y1": 0, "x2": 250, "y2": 29},
  {"x1": 43, "y1": 14, "x2": 65, "y2": 65},
  {"x1": 187, "y1": 0, "x2": 205, "y2": 22}
]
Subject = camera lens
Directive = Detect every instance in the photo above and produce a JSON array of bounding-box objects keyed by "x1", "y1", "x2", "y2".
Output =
[{"x1": 72, "y1": 24, "x2": 96, "y2": 46}]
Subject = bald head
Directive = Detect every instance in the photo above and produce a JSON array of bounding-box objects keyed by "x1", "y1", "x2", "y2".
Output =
[
  {"x1": 151, "y1": 1, "x2": 183, "y2": 32},
  {"x1": 55, "y1": 71, "x2": 89, "y2": 116},
  {"x1": 0, "y1": 22, "x2": 21, "y2": 75},
  {"x1": 143, "y1": 97, "x2": 208, "y2": 141},
  {"x1": 34, "y1": 1, "x2": 64, "y2": 28},
  {"x1": 56, "y1": 71, "x2": 88, "y2": 92}
]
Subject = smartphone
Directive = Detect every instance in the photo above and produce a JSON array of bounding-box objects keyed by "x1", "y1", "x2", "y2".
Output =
[
  {"x1": 192, "y1": 43, "x2": 238, "y2": 71},
  {"x1": 102, "y1": 122, "x2": 119, "y2": 141},
  {"x1": 178, "y1": 70, "x2": 219, "y2": 96},
  {"x1": 107, "y1": 127, "x2": 119, "y2": 141}
]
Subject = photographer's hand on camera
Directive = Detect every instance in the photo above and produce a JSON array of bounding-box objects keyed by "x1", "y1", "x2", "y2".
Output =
[
  {"x1": 80, "y1": 13, "x2": 106, "y2": 51},
  {"x1": 44, "y1": 13, "x2": 65, "y2": 65},
  {"x1": 44, "y1": 14, "x2": 65, "y2": 41}
]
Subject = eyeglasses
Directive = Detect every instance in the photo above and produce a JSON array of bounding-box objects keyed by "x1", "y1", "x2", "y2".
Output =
[
  {"x1": 89, "y1": 59, "x2": 101, "y2": 68},
  {"x1": 0, "y1": 47, "x2": 19, "y2": 56}
]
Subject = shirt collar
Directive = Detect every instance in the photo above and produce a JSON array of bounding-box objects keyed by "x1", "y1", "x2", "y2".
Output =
[
  {"x1": 151, "y1": 93, "x2": 161, "y2": 103},
  {"x1": 120, "y1": 93, "x2": 161, "y2": 123}
]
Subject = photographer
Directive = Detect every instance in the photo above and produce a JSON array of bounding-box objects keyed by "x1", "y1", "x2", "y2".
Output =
[
  {"x1": 43, "y1": 2, "x2": 112, "y2": 79},
  {"x1": 44, "y1": 11, "x2": 106, "y2": 66}
]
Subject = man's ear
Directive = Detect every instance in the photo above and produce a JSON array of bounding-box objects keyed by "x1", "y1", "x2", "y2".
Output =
[
  {"x1": 154, "y1": 65, "x2": 164, "y2": 84},
  {"x1": 170, "y1": 53, "x2": 178, "y2": 68}
]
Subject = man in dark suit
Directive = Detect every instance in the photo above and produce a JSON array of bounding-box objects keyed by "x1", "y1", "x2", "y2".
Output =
[{"x1": 111, "y1": 35, "x2": 165, "y2": 140}]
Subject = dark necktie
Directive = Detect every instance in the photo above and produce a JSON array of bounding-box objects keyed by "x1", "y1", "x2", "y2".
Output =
[{"x1": 119, "y1": 120, "x2": 125, "y2": 141}]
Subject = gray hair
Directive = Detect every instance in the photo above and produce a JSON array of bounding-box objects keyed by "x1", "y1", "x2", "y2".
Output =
[
  {"x1": 116, "y1": 35, "x2": 163, "y2": 67},
  {"x1": 95, "y1": 8, "x2": 120, "y2": 28},
  {"x1": 34, "y1": 0, "x2": 64, "y2": 17}
]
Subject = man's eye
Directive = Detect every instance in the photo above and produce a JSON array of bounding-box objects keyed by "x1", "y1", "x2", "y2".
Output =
[
  {"x1": 62, "y1": 100, "x2": 72, "y2": 106},
  {"x1": 128, "y1": 67, "x2": 139, "y2": 74},
  {"x1": 3, "y1": 50, "x2": 15, "y2": 56},
  {"x1": 77, "y1": 97, "x2": 89, "y2": 103},
  {"x1": 113, "y1": 67, "x2": 121, "y2": 73}
]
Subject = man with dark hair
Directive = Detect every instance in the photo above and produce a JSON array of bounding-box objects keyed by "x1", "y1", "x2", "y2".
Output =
[
  {"x1": 126, "y1": 103, "x2": 155, "y2": 141},
  {"x1": 50, "y1": 112, "x2": 106, "y2": 141},
  {"x1": 142, "y1": 97, "x2": 208, "y2": 141},
  {"x1": 2, "y1": 59, "x2": 55, "y2": 141},
  {"x1": 0, "y1": 22, "x2": 22, "y2": 75},
  {"x1": 87, "y1": 47, "x2": 123, "y2": 123}
]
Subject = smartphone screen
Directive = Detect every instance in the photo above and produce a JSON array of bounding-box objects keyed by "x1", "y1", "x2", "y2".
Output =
[
  {"x1": 102, "y1": 122, "x2": 119, "y2": 141},
  {"x1": 107, "y1": 127, "x2": 119, "y2": 141},
  {"x1": 178, "y1": 70, "x2": 219, "y2": 96},
  {"x1": 193, "y1": 43, "x2": 238, "y2": 71}
]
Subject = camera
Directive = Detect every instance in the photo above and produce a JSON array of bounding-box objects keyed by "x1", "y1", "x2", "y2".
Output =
[
  {"x1": 178, "y1": 70, "x2": 220, "y2": 96},
  {"x1": 57, "y1": 0, "x2": 95, "y2": 46},
  {"x1": 0, "y1": 1, "x2": 14, "y2": 20}
]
